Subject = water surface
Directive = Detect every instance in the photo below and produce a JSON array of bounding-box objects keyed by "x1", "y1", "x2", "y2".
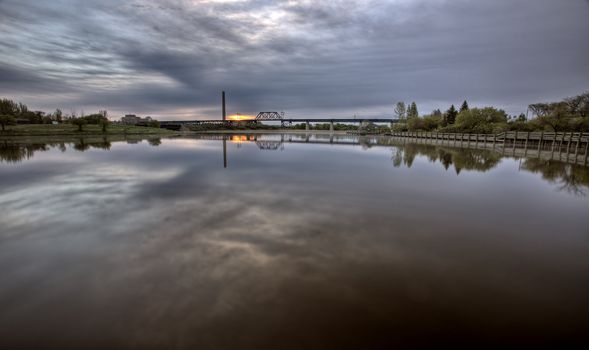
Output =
[{"x1": 1, "y1": 134, "x2": 588, "y2": 348}]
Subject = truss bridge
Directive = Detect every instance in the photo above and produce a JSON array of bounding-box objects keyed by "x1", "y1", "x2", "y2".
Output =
[{"x1": 256, "y1": 112, "x2": 284, "y2": 120}]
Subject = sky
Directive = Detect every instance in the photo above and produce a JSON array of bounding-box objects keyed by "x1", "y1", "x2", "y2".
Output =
[{"x1": 0, "y1": 0, "x2": 588, "y2": 120}]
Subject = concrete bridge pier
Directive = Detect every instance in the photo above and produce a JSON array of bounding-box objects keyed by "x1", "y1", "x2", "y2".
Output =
[
  {"x1": 305, "y1": 121, "x2": 310, "y2": 131},
  {"x1": 329, "y1": 121, "x2": 334, "y2": 133}
]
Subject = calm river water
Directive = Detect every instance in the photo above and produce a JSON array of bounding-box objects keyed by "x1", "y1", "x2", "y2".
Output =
[{"x1": 1, "y1": 134, "x2": 588, "y2": 348}]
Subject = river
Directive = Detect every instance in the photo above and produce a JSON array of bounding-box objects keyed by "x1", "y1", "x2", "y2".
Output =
[{"x1": 1, "y1": 134, "x2": 588, "y2": 348}]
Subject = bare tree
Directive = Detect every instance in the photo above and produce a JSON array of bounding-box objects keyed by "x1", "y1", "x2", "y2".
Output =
[{"x1": 394, "y1": 102, "x2": 406, "y2": 119}]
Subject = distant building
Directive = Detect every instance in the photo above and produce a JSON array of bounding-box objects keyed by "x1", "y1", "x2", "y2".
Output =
[
  {"x1": 121, "y1": 114, "x2": 143, "y2": 125},
  {"x1": 121, "y1": 114, "x2": 140, "y2": 124}
]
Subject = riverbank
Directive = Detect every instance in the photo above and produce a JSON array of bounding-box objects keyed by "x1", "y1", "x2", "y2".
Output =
[{"x1": 0, "y1": 124, "x2": 179, "y2": 137}]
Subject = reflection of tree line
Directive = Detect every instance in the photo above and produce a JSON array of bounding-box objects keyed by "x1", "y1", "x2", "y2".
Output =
[
  {"x1": 0, "y1": 137, "x2": 161, "y2": 163},
  {"x1": 0, "y1": 141, "x2": 50, "y2": 163},
  {"x1": 521, "y1": 159, "x2": 589, "y2": 195},
  {"x1": 391, "y1": 143, "x2": 502, "y2": 173},
  {"x1": 390, "y1": 143, "x2": 589, "y2": 195}
]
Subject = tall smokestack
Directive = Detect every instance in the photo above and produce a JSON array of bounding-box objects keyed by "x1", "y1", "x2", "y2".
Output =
[{"x1": 222, "y1": 91, "x2": 226, "y2": 121}]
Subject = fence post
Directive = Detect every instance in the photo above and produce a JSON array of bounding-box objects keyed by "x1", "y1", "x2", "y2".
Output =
[
  {"x1": 574, "y1": 133, "x2": 580, "y2": 163},
  {"x1": 537, "y1": 131, "x2": 543, "y2": 157},
  {"x1": 524, "y1": 132, "x2": 529, "y2": 156},
  {"x1": 512, "y1": 131, "x2": 517, "y2": 154},
  {"x1": 584, "y1": 135, "x2": 589, "y2": 165},
  {"x1": 560, "y1": 132, "x2": 565, "y2": 153},
  {"x1": 502, "y1": 132, "x2": 507, "y2": 150}
]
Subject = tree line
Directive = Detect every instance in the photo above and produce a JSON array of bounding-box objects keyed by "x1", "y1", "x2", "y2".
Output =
[
  {"x1": 392, "y1": 92, "x2": 589, "y2": 134},
  {"x1": 0, "y1": 98, "x2": 116, "y2": 131}
]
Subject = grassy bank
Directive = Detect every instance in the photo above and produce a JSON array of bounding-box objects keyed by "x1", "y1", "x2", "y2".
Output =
[{"x1": 0, "y1": 124, "x2": 178, "y2": 137}]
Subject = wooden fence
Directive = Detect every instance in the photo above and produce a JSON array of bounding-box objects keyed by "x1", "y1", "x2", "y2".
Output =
[{"x1": 390, "y1": 131, "x2": 589, "y2": 165}]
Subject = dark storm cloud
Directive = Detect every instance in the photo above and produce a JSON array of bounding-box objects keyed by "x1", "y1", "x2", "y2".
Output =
[
  {"x1": 0, "y1": 0, "x2": 588, "y2": 119},
  {"x1": 0, "y1": 65, "x2": 66, "y2": 93}
]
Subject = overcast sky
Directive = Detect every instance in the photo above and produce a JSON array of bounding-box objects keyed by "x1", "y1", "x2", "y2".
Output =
[{"x1": 1, "y1": 0, "x2": 588, "y2": 120}]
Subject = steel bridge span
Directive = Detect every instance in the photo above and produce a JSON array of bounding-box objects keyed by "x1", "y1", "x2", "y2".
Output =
[
  {"x1": 160, "y1": 118, "x2": 400, "y2": 130},
  {"x1": 162, "y1": 118, "x2": 398, "y2": 125}
]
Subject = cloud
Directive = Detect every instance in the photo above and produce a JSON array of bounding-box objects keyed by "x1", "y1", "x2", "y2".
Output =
[{"x1": 0, "y1": 0, "x2": 587, "y2": 119}]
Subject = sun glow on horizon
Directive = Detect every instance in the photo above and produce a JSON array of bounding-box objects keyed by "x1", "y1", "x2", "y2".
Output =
[{"x1": 227, "y1": 114, "x2": 255, "y2": 121}]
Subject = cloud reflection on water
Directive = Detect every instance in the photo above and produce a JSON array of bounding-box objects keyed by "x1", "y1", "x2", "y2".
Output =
[{"x1": 0, "y1": 135, "x2": 588, "y2": 348}]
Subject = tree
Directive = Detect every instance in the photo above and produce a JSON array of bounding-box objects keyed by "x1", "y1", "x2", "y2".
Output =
[
  {"x1": 446, "y1": 105, "x2": 458, "y2": 125},
  {"x1": 18, "y1": 103, "x2": 28, "y2": 115},
  {"x1": 0, "y1": 115, "x2": 16, "y2": 131},
  {"x1": 407, "y1": 102, "x2": 418, "y2": 118},
  {"x1": 528, "y1": 99, "x2": 581, "y2": 132},
  {"x1": 53, "y1": 109, "x2": 63, "y2": 123},
  {"x1": 81, "y1": 113, "x2": 106, "y2": 125},
  {"x1": 71, "y1": 117, "x2": 87, "y2": 131},
  {"x1": 422, "y1": 113, "x2": 442, "y2": 131},
  {"x1": 407, "y1": 115, "x2": 423, "y2": 131},
  {"x1": 564, "y1": 92, "x2": 589, "y2": 118},
  {"x1": 405, "y1": 102, "x2": 420, "y2": 131},
  {"x1": 394, "y1": 102, "x2": 406, "y2": 120},
  {"x1": 0, "y1": 99, "x2": 20, "y2": 116},
  {"x1": 535, "y1": 103, "x2": 571, "y2": 132},
  {"x1": 455, "y1": 107, "x2": 508, "y2": 133},
  {"x1": 99, "y1": 118, "x2": 110, "y2": 132},
  {"x1": 460, "y1": 100, "x2": 469, "y2": 113}
]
